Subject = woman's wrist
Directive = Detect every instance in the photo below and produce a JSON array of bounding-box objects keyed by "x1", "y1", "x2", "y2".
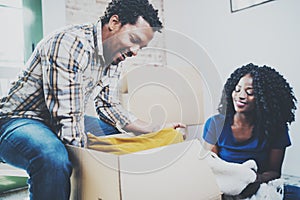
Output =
[
  {"x1": 256, "y1": 171, "x2": 280, "y2": 183},
  {"x1": 255, "y1": 173, "x2": 263, "y2": 183}
]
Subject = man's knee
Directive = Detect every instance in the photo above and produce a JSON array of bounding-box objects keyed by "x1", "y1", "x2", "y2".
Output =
[{"x1": 31, "y1": 143, "x2": 72, "y2": 176}]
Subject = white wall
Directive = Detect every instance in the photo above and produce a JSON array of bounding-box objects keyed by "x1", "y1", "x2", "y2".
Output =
[
  {"x1": 164, "y1": 0, "x2": 300, "y2": 176},
  {"x1": 40, "y1": 0, "x2": 300, "y2": 176},
  {"x1": 41, "y1": 0, "x2": 66, "y2": 37}
]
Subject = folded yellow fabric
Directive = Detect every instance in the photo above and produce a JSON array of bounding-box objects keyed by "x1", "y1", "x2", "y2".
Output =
[{"x1": 87, "y1": 128, "x2": 184, "y2": 155}]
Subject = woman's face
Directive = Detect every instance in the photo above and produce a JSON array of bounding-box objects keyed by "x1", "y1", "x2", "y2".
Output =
[{"x1": 232, "y1": 74, "x2": 255, "y2": 113}]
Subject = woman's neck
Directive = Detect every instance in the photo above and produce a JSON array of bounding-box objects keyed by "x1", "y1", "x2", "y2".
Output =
[
  {"x1": 231, "y1": 112, "x2": 255, "y2": 142},
  {"x1": 233, "y1": 112, "x2": 255, "y2": 127}
]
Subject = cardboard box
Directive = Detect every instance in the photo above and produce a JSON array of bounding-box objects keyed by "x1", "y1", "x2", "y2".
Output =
[
  {"x1": 67, "y1": 139, "x2": 222, "y2": 200},
  {"x1": 119, "y1": 66, "x2": 205, "y2": 126}
]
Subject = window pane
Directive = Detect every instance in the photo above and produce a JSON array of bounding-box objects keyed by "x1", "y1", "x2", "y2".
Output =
[
  {"x1": 0, "y1": 0, "x2": 22, "y2": 8},
  {"x1": 0, "y1": 1, "x2": 24, "y2": 67}
]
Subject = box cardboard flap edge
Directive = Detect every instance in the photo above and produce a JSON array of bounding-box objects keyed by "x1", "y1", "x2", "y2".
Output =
[
  {"x1": 67, "y1": 139, "x2": 221, "y2": 200},
  {"x1": 119, "y1": 66, "x2": 205, "y2": 126}
]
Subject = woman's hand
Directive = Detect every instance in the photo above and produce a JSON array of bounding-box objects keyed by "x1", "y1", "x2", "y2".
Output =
[{"x1": 238, "y1": 181, "x2": 261, "y2": 199}]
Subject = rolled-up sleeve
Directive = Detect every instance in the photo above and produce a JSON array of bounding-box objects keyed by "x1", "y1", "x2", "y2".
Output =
[
  {"x1": 203, "y1": 117, "x2": 218, "y2": 145},
  {"x1": 94, "y1": 67, "x2": 137, "y2": 129}
]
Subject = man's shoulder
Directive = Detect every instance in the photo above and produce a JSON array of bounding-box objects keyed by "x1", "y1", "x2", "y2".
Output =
[
  {"x1": 44, "y1": 23, "x2": 94, "y2": 41},
  {"x1": 38, "y1": 23, "x2": 95, "y2": 53}
]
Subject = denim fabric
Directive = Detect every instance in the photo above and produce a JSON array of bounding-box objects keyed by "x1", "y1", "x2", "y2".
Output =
[
  {"x1": 0, "y1": 116, "x2": 119, "y2": 199},
  {"x1": 84, "y1": 115, "x2": 120, "y2": 136},
  {"x1": 284, "y1": 184, "x2": 300, "y2": 200},
  {"x1": 0, "y1": 118, "x2": 72, "y2": 200}
]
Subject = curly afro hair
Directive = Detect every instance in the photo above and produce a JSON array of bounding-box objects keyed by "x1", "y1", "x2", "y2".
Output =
[
  {"x1": 100, "y1": 0, "x2": 163, "y2": 32},
  {"x1": 218, "y1": 63, "x2": 297, "y2": 138}
]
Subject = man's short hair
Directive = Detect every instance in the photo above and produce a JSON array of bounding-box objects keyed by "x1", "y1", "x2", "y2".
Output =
[{"x1": 101, "y1": 0, "x2": 163, "y2": 32}]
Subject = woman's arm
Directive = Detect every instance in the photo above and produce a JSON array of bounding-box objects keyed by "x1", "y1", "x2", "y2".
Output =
[
  {"x1": 256, "y1": 148, "x2": 286, "y2": 183},
  {"x1": 239, "y1": 148, "x2": 286, "y2": 198}
]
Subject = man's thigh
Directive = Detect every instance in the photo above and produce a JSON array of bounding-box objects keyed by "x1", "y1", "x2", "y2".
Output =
[{"x1": 0, "y1": 118, "x2": 65, "y2": 169}]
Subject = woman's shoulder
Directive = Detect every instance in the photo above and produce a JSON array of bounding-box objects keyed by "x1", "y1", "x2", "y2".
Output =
[
  {"x1": 205, "y1": 113, "x2": 228, "y2": 127},
  {"x1": 207, "y1": 113, "x2": 226, "y2": 122}
]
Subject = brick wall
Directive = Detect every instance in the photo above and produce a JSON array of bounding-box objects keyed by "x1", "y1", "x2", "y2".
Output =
[{"x1": 65, "y1": 0, "x2": 166, "y2": 68}]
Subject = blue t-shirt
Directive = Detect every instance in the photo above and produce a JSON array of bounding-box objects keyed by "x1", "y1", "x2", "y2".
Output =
[{"x1": 202, "y1": 114, "x2": 291, "y2": 173}]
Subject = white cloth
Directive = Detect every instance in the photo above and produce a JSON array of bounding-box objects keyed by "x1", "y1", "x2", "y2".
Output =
[
  {"x1": 204, "y1": 151, "x2": 257, "y2": 195},
  {"x1": 246, "y1": 179, "x2": 284, "y2": 200},
  {"x1": 204, "y1": 151, "x2": 284, "y2": 199}
]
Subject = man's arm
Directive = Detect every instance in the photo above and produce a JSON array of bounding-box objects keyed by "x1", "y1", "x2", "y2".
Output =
[
  {"x1": 123, "y1": 119, "x2": 186, "y2": 135},
  {"x1": 95, "y1": 67, "x2": 185, "y2": 135}
]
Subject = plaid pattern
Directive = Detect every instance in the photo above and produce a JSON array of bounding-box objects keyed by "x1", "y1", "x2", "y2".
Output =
[{"x1": 0, "y1": 21, "x2": 136, "y2": 146}]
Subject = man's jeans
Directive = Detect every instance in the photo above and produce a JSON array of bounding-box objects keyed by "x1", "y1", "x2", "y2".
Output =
[
  {"x1": 0, "y1": 116, "x2": 119, "y2": 200},
  {"x1": 84, "y1": 115, "x2": 120, "y2": 136}
]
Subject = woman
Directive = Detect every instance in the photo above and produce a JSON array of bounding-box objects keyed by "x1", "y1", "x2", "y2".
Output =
[{"x1": 203, "y1": 63, "x2": 299, "y2": 199}]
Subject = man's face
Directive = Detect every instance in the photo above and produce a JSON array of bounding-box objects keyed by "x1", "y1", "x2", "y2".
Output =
[{"x1": 103, "y1": 16, "x2": 155, "y2": 65}]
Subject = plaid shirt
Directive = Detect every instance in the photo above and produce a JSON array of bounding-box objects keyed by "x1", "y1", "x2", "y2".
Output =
[{"x1": 0, "y1": 21, "x2": 136, "y2": 146}]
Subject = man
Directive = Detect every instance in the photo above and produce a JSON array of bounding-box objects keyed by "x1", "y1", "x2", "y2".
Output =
[{"x1": 0, "y1": 0, "x2": 185, "y2": 199}]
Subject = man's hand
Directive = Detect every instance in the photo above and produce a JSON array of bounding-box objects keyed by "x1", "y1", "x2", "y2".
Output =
[
  {"x1": 124, "y1": 119, "x2": 186, "y2": 136},
  {"x1": 164, "y1": 122, "x2": 187, "y2": 139},
  {"x1": 164, "y1": 122, "x2": 186, "y2": 129}
]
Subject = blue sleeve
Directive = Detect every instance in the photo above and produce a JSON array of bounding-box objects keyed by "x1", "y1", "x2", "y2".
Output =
[{"x1": 202, "y1": 116, "x2": 218, "y2": 145}]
